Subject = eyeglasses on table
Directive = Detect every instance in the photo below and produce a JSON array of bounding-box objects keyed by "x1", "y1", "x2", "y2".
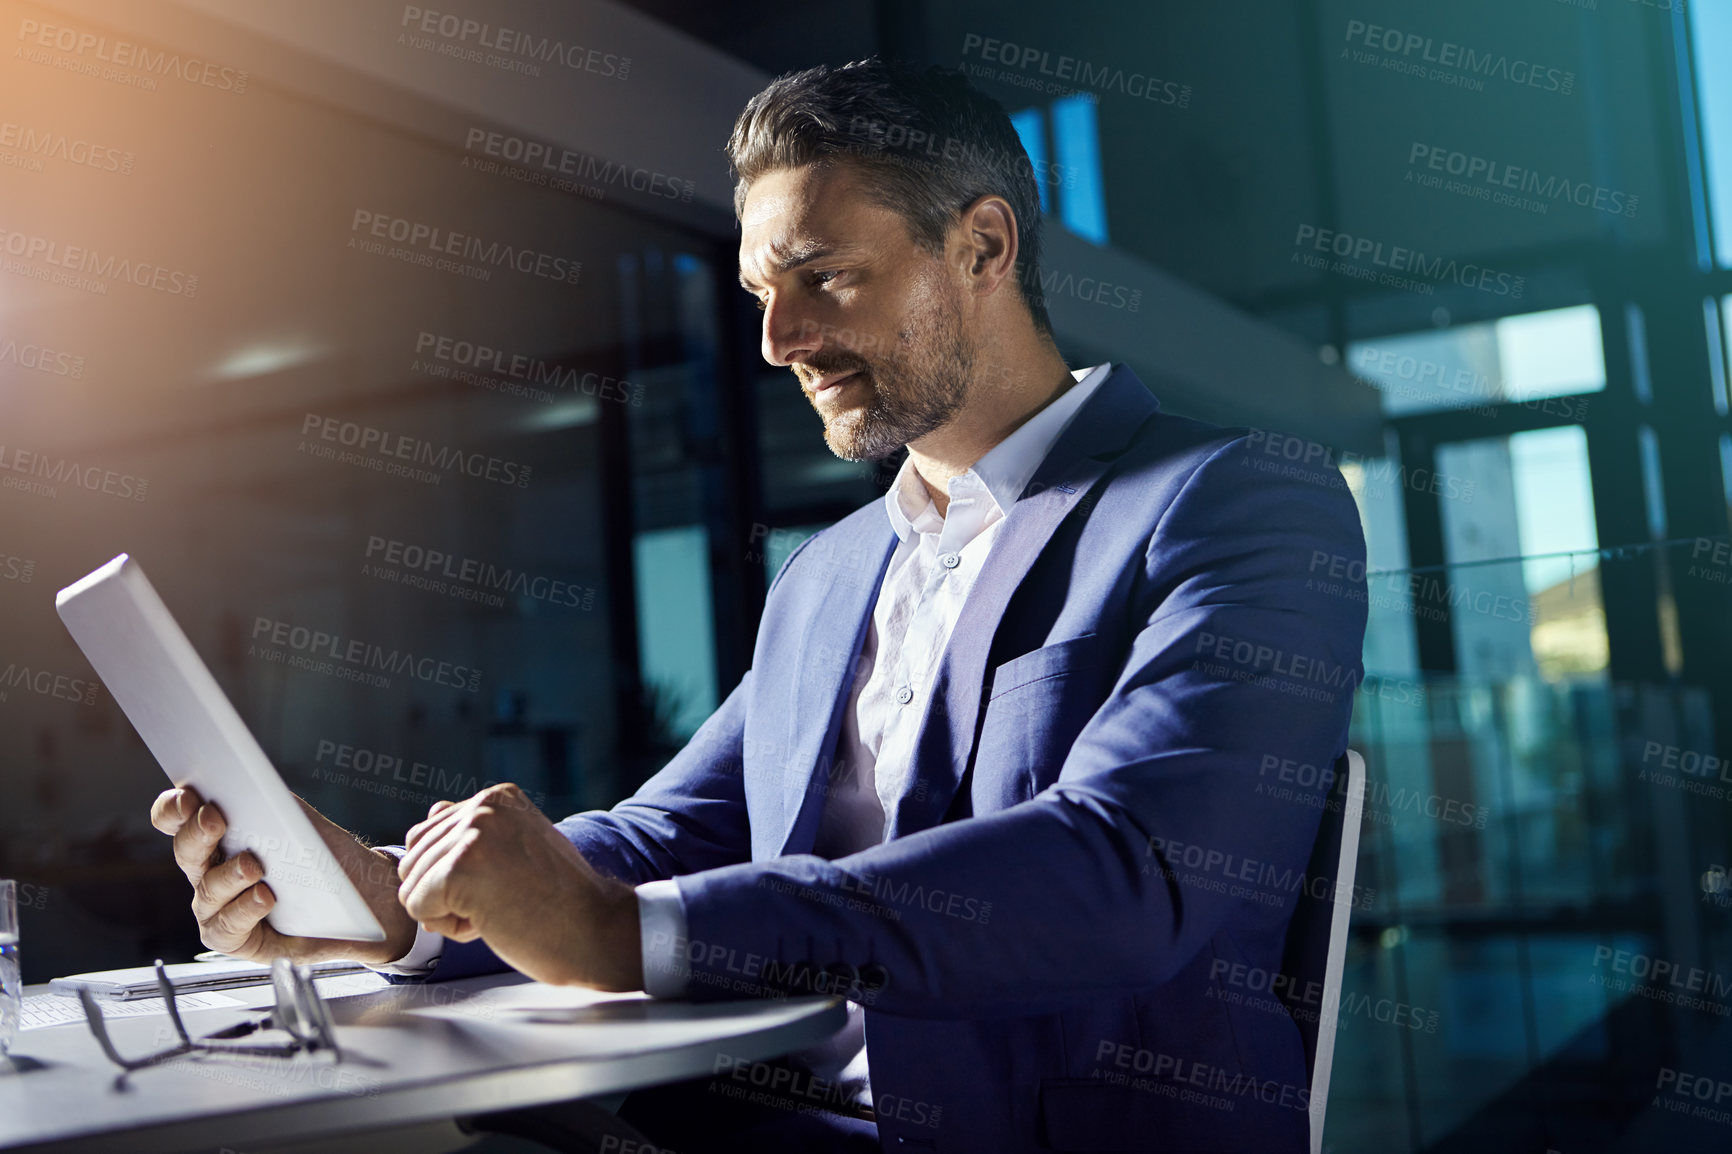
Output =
[{"x1": 77, "y1": 957, "x2": 343, "y2": 1073}]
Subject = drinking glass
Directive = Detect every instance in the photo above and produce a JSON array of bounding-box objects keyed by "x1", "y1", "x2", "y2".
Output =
[{"x1": 0, "y1": 880, "x2": 19, "y2": 1054}]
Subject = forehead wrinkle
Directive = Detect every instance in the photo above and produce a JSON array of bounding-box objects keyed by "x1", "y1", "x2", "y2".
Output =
[{"x1": 739, "y1": 227, "x2": 838, "y2": 288}]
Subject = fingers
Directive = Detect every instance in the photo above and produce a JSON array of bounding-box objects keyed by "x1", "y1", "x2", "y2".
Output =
[
  {"x1": 150, "y1": 786, "x2": 204, "y2": 836},
  {"x1": 401, "y1": 800, "x2": 476, "y2": 871},
  {"x1": 404, "y1": 799, "x2": 460, "y2": 852},
  {"x1": 404, "y1": 786, "x2": 521, "y2": 851},
  {"x1": 171, "y1": 800, "x2": 229, "y2": 884},
  {"x1": 191, "y1": 852, "x2": 264, "y2": 922},
  {"x1": 397, "y1": 842, "x2": 452, "y2": 924},
  {"x1": 396, "y1": 784, "x2": 529, "y2": 945},
  {"x1": 398, "y1": 821, "x2": 489, "y2": 935},
  {"x1": 200, "y1": 881, "x2": 275, "y2": 956},
  {"x1": 416, "y1": 914, "x2": 476, "y2": 941},
  {"x1": 403, "y1": 785, "x2": 520, "y2": 857},
  {"x1": 154, "y1": 787, "x2": 268, "y2": 959},
  {"x1": 399, "y1": 820, "x2": 478, "y2": 905}
]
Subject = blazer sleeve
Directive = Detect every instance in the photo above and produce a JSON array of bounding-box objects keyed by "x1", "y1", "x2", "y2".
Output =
[{"x1": 668, "y1": 435, "x2": 1369, "y2": 1017}]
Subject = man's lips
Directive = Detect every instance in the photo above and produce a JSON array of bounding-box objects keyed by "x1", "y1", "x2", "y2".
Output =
[{"x1": 812, "y1": 370, "x2": 862, "y2": 396}]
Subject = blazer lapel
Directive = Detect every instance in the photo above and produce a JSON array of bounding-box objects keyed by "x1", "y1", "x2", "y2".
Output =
[
  {"x1": 772, "y1": 521, "x2": 897, "y2": 857},
  {"x1": 885, "y1": 365, "x2": 1162, "y2": 839}
]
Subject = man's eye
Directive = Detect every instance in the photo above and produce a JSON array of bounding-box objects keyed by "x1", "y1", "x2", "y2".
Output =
[{"x1": 750, "y1": 272, "x2": 839, "y2": 311}]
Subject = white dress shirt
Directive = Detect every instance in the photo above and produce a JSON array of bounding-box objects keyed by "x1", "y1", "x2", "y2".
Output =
[
  {"x1": 808, "y1": 361, "x2": 1112, "y2": 860},
  {"x1": 370, "y1": 363, "x2": 1116, "y2": 1099}
]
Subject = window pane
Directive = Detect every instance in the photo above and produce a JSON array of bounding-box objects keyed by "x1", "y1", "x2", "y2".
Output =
[
  {"x1": 1493, "y1": 306, "x2": 1606, "y2": 403},
  {"x1": 1713, "y1": 295, "x2": 1732, "y2": 416},
  {"x1": 1626, "y1": 302, "x2": 1653, "y2": 406},
  {"x1": 1051, "y1": 94, "x2": 1108, "y2": 245},
  {"x1": 1721, "y1": 432, "x2": 1732, "y2": 531},
  {"x1": 1341, "y1": 445, "x2": 1418, "y2": 675},
  {"x1": 1348, "y1": 306, "x2": 1603, "y2": 416},
  {"x1": 1009, "y1": 108, "x2": 1049, "y2": 215},
  {"x1": 1692, "y1": 0, "x2": 1732, "y2": 267},
  {"x1": 634, "y1": 525, "x2": 717, "y2": 741},
  {"x1": 1435, "y1": 426, "x2": 1607, "y2": 682}
]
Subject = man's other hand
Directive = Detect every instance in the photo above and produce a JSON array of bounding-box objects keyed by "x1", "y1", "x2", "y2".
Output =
[{"x1": 397, "y1": 783, "x2": 642, "y2": 991}]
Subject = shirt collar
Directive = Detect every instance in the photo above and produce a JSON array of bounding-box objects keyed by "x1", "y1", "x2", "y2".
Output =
[{"x1": 883, "y1": 362, "x2": 1113, "y2": 542}]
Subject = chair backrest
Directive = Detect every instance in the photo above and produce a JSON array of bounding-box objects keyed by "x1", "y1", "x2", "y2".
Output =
[{"x1": 1274, "y1": 749, "x2": 1366, "y2": 1154}]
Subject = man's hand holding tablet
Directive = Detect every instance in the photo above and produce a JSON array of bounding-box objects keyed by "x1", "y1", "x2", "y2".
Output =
[
  {"x1": 58, "y1": 555, "x2": 398, "y2": 946},
  {"x1": 148, "y1": 786, "x2": 417, "y2": 967},
  {"x1": 55, "y1": 555, "x2": 641, "y2": 984}
]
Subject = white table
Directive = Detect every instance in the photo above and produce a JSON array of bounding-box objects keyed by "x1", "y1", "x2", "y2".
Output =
[{"x1": 0, "y1": 971, "x2": 846, "y2": 1153}]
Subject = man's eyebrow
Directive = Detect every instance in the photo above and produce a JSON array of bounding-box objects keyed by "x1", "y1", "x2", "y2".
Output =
[{"x1": 737, "y1": 240, "x2": 837, "y2": 290}]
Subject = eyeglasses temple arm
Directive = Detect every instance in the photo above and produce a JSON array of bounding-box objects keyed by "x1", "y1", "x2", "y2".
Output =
[
  {"x1": 76, "y1": 988, "x2": 134, "y2": 1069},
  {"x1": 152, "y1": 960, "x2": 193, "y2": 1046},
  {"x1": 77, "y1": 988, "x2": 192, "y2": 1072},
  {"x1": 296, "y1": 965, "x2": 342, "y2": 1061}
]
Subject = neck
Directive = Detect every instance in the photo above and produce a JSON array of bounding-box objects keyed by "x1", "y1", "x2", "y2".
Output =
[{"x1": 906, "y1": 342, "x2": 1079, "y2": 519}]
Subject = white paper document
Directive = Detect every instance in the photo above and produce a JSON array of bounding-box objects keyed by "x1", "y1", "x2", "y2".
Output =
[{"x1": 21, "y1": 989, "x2": 246, "y2": 1031}]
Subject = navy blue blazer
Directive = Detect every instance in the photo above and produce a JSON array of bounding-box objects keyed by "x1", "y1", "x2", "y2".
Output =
[{"x1": 422, "y1": 363, "x2": 1368, "y2": 1152}]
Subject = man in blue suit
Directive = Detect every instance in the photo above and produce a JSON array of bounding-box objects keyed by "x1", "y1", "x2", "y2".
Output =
[{"x1": 153, "y1": 59, "x2": 1366, "y2": 1152}]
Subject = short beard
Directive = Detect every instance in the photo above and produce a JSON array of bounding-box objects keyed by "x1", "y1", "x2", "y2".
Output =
[{"x1": 812, "y1": 289, "x2": 974, "y2": 462}]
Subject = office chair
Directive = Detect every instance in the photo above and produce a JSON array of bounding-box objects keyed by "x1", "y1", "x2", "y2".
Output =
[{"x1": 1275, "y1": 748, "x2": 1367, "y2": 1154}]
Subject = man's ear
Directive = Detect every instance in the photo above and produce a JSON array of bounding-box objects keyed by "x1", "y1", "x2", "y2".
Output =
[{"x1": 955, "y1": 195, "x2": 1021, "y2": 301}]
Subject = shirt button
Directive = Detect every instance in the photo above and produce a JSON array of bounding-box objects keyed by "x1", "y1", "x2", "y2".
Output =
[
  {"x1": 939, "y1": 552, "x2": 961, "y2": 569},
  {"x1": 895, "y1": 686, "x2": 914, "y2": 705}
]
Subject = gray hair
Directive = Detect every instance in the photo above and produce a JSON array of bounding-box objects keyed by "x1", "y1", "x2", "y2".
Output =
[{"x1": 726, "y1": 57, "x2": 1054, "y2": 341}]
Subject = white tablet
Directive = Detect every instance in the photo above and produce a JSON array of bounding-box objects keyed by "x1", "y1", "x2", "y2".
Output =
[{"x1": 55, "y1": 554, "x2": 386, "y2": 942}]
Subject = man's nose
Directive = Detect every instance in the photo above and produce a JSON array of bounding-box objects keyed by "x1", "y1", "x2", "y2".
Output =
[{"x1": 762, "y1": 297, "x2": 823, "y2": 367}]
